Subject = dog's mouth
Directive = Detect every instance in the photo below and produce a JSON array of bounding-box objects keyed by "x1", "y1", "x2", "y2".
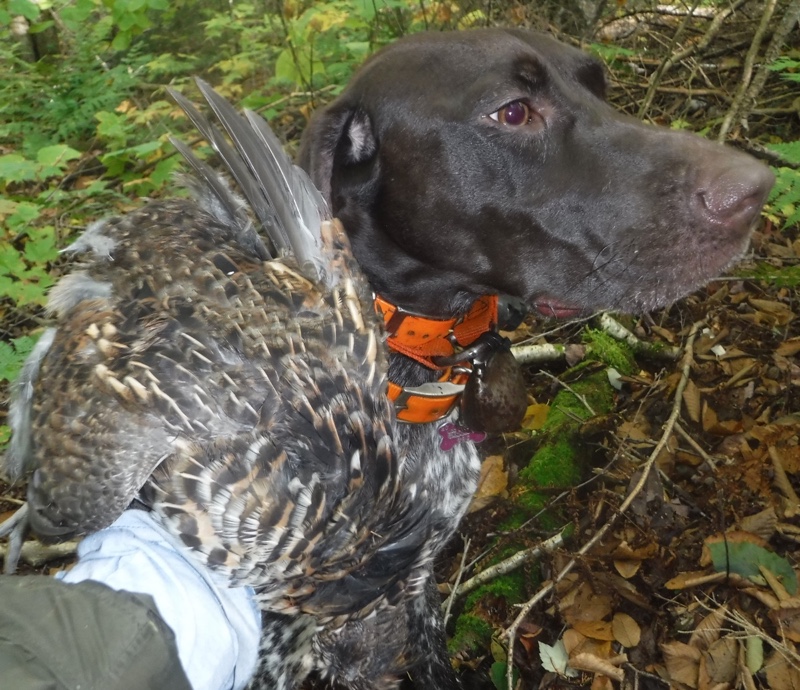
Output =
[{"x1": 531, "y1": 297, "x2": 586, "y2": 320}]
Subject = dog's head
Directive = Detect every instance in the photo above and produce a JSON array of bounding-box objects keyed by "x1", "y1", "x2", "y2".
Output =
[{"x1": 299, "y1": 28, "x2": 774, "y2": 318}]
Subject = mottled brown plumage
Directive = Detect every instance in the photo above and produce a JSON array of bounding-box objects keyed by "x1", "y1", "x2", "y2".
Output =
[
  {"x1": 19, "y1": 201, "x2": 430, "y2": 615},
  {"x1": 2, "y1": 83, "x2": 446, "y2": 689}
]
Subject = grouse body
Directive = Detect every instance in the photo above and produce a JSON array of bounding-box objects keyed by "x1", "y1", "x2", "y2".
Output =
[{"x1": 3, "y1": 83, "x2": 466, "y2": 689}]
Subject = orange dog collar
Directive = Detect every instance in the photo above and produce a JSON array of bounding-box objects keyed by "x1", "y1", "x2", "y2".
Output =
[{"x1": 374, "y1": 295, "x2": 499, "y2": 423}]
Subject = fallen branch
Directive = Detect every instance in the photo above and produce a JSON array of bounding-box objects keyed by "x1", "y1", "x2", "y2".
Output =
[
  {"x1": 443, "y1": 528, "x2": 567, "y2": 605},
  {"x1": 597, "y1": 312, "x2": 680, "y2": 360},
  {"x1": 0, "y1": 539, "x2": 79, "y2": 568},
  {"x1": 511, "y1": 312, "x2": 679, "y2": 365}
]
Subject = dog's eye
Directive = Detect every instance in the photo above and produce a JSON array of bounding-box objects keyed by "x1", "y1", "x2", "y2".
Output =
[{"x1": 489, "y1": 101, "x2": 532, "y2": 126}]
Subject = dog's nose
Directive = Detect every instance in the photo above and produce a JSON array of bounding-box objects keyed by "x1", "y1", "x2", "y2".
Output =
[{"x1": 696, "y1": 158, "x2": 775, "y2": 231}]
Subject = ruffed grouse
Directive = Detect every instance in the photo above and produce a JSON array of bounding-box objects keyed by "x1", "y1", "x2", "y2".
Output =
[{"x1": 2, "y1": 82, "x2": 459, "y2": 689}]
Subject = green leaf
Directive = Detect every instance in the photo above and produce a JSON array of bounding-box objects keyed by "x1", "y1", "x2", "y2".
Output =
[
  {"x1": 60, "y1": 0, "x2": 95, "y2": 26},
  {"x1": 95, "y1": 111, "x2": 132, "y2": 149},
  {"x1": 0, "y1": 251, "x2": 27, "y2": 277},
  {"x1": 0, "y1": 154, "x2": 39, "y2": 184},
  {"x1": 274, "y1": 48, "x2": 301, "y2": 84},
  {"x1": 7, "y1": 201, "x2": 41, "y2": 231},
  {"x1": 0, "y1": 334, "x2": 39, "y2": 382},
  {"x1": 490, "y1": 662, "x2": 520, "y2": 689},
  {"x1": 707, "y1": 536, "x2": 798, "y2": 594},
  {"x1": 0, "y1": 198, "x2": 19, "y2": 218},
  {"x1": 150, "y1": 156, "x2": 181, "y2": 186},
  {"x1": 36, "y1": 144, "x2": 81, "y2": 169},
  {"x1": 23, "y1": 227, "x2": 58, "y2": 264},
  {"x1": 111, "y1": 31, "x2": 132, "y2": 51},
  {"x1": 352, "y1": 0, "x2": 378, "y2": 21},
  {"x1": 8, "y1": 0, "x2": 40, "y2": 22}
]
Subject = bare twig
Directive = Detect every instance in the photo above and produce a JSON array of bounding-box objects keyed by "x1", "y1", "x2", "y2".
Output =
[
  {"x1": 638, "y1": 0, "x2": 701, "y2": 119},
  {"x1": 718, "y1": 0, "x2": 800, "y2": 140},
  {"x1": 539, "y1": 370, "x2": 596, "y2": 416},
  {"x1": 674, "y1": 420, "x2": 717, "y2": 470},
  {"x1": 442, "y1": 536, "x2": 470, "y2": 626},
  {"x1": 717, "y1": 0, "x2": 778, "y2": 140},
  {"x1": 638, "y1": 0, "x2": 752, "y2": 118}
]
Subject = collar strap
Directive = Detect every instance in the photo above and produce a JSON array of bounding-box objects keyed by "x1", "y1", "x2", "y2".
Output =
[{"x1": 374, "y1": 295, "x2": 499, "y2": 423}]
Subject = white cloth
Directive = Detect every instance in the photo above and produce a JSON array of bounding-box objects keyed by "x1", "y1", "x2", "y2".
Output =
[{"x1": 58, "y1": 510, "x2": 260, "y2": 690}]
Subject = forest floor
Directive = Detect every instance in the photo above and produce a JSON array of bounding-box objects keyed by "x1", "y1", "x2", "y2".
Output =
[
  {"x1": 437, "y1": 222, "x2": 800, "y2": 690},
  {"x1": 2, "y1": 5, "x2": 800, "y2": 690}
]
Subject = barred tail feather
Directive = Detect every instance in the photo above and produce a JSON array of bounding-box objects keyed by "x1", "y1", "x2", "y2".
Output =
[{"x1": 170, "y1": 80, "x2": 332, "y2": 286}]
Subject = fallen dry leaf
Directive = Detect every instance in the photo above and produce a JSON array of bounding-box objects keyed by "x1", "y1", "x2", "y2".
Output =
[
  {"x1": 770, "y1": 602, "x2": 800, "y2": 643},
  {"x1": 590, "y1": 674, "x2": 615, "y2": 690},
  {"x1": 570, "y1": 652, "x2": 624, "y2": 681},
  {"x1": 777, "y1": 338, "x2": 800, "y2": 357},
  {"x1": 613, "y1": 559, "x2": 641, "y2": 579},
  {"x1": 661, "y1": 640, "x2": 701, "y2": 688},
  {"x1": 689, "y1": 606, "x2": 726, "y2": 650},
  {"x1": 739, "y1": 507, "x2": 778, "y2": 541},
  {"x1": 702, "y1": 400, "x2": 743, "y2": 435},
  {"x1": 559, "y1": 581, "x2": 613, "y2": 625},
  {"x1": 748, "y1": 298, "x2": 795, "y2": 326},
  {"x1": 562, "y1": 628, "x2": 612, "y2": 659},
  {"x1": 682, "y1": 378, "x2": 702, "y2": 423},
  {"x1": 521, "y1": 403, "x2": 549, "y2": 431},
  {"x1": 573, "y1": 619, "x2": 615, "y2": 642},
  {"x1": 611, "y1": 612, "x2": 641, "y2": 648},
  {"x1": 764, "y1": 648, "x2": 800, "y2": 690},
  {"x1": 468, "y1": 454, "x2": 508, "y2": 513},
  {"x1": 665, "y1": 570, "x2": 727, "y2": 590},
  {"x1": 702, "y1": 636, "x2": 737, "y2": 685}
]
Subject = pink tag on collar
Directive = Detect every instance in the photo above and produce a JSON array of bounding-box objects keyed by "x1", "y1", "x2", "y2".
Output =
[{"x1": 438, "y1": 422, "x2": 487, "y2": 451}]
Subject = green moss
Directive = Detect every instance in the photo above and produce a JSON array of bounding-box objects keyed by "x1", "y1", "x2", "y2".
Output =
[
  {"x1": 497, "y1": 510, "x2": 528, "y2": 531},
  {"x1": 521, "y1": 435, "x2": 584, "y2": 486},
  {"x1": 449, "y1": 613, "x2": 494, "y2": 654},
  {"x1": 514, "y1": 369, "x2": 614, "y2": 523},
  {"x1": 464, "y1": 569, "x2": 526, "y2": 610},
  {"x1": 453, "y1": 569, "x2": 527, "y2": 654},
  {"x1": 512, "y1": 489, "x2": 548, "y2": 513},
  {"x1": 542, "y1": 373, "x2": 613, "y2": 433},
  {"x1": 583, "y1": 328, "x2": 637, "y2": 375},
  {"x1": 647, "y1": 339, "x2": 669, "y2": 354}
]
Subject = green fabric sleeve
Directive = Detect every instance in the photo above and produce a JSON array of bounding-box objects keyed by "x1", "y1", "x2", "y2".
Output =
[{"x1": 0, "y1": 575, "x2": 192, "y2": 690}]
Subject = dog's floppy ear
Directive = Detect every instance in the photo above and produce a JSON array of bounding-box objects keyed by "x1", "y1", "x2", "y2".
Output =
[{"x1": 298, "y1": 105, "x2": 377, "y2": 205}]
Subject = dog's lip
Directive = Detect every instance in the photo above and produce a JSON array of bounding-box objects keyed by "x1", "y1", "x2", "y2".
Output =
[{"x1": 531, "y1": 298, "x2": 585, "y2": 319}]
